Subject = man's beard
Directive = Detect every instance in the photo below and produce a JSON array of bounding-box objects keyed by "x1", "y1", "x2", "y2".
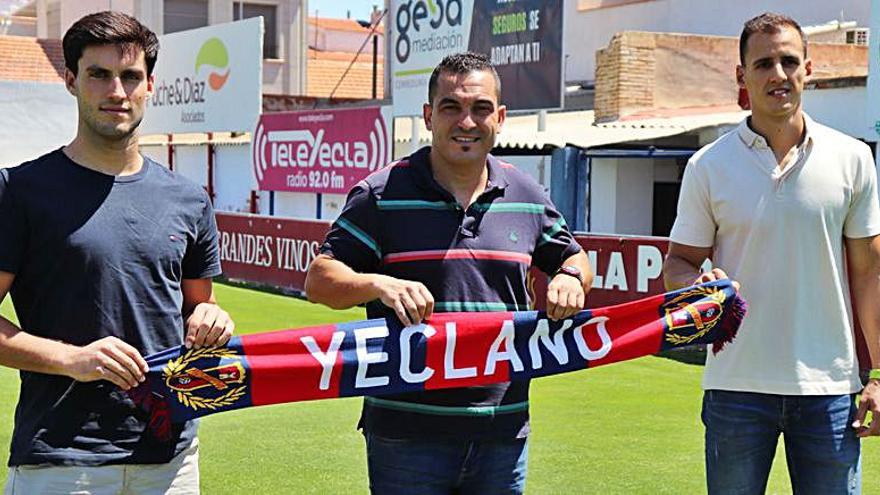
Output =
[{"x1": 85, "y1": 113, "x2": 143, "y2": 140}]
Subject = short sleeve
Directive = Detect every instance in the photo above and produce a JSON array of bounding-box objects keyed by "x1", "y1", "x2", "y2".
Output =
[
  {"x1": 844, "y1": 146, "x2": 880, "y2": 239},
  {"x1": 182, "y1": 191, "x2": 222, "y2": 279},
  {"x1": 0, "y1": 168, "x2": 27, "y2": 273},
  {"x1": 531, "y1": 195, "x2": 582, "y2": 275},
  {"x1": 669, "y1": 158, "x2": 716, "y2": 248},
  {"x1": 320, "y1": 181, "x2": 383, "y2": 273}
]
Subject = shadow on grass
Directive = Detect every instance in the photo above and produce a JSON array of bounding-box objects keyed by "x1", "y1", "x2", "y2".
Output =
[{"x1": 655, "y1": 345, "x2": 707, "y2": 366}]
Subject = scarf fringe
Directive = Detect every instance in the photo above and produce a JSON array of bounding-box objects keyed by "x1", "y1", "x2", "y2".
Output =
[{"x1": 712, "y1": 293, "x2": 747, "y2": 354}]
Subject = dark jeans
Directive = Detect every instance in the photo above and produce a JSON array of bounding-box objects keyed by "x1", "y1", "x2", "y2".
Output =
[
  {"x1": 702, "y1": 390, "x2": 861, "y2": 494},
  {"x1": 364, "y1": 433, "x2": 528, "y2": 495}
]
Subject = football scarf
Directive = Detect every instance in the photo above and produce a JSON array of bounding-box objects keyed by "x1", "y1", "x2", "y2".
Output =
[{"x1": 129, "y1": 280, "x2": 745, "y2": 439}]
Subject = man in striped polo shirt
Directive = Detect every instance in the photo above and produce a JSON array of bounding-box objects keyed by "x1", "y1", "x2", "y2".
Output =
[{"x1": 305, "y1": 52, "x2": 592, "y2": 494}]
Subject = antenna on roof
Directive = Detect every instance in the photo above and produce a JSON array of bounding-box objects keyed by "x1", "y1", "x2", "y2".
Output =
[{"x1": 322, "y1": 8, "x2": 389, "y2": 106}]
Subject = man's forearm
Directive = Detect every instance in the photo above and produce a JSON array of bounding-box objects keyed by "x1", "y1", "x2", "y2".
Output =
[
  {"x1": 852, "y1": 273, "x2": 880, "y2": 369},
  {"x1": 305, "y1": 256, "x2": 381, "y2": 309},
  {"x1": 0, "y1": 315, "x2": 76, "y2": 376},
  {"x1": 663, "y1": 254, "x2": 703, "y2": 291},
  {"x1": 846, "y1": 236, "x2": 880, "y2": 370}
]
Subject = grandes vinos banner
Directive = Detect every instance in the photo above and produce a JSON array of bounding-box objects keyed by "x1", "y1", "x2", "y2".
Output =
[
  {"x1": 216, "y1": 213, "x2": 329, "y2": 292},
  {"x1": 140, "y1": 18, "x2": 263, "y2": 135},
  {"x1": 391, "y1": 0, "x2": 563, "y2": 116},
  {"x1": 252, "y1": 107, "x2": 393, "y2": 193}
]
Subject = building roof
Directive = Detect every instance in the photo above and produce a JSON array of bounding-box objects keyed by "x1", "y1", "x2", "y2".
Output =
[
  {"x1": 394, "y1": 108, "x2": 749, "y2": 150},
  {"x1": 0, "y1": 35, "x2": 64, "y2": 82},
  {"x1": 307, "y1": 49, "x2": 384, "y2": 99},
  {"x1": 308, "y1": 17, "x2": 382, "y2": 33}
]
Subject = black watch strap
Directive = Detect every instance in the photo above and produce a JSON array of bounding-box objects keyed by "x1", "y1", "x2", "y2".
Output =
[{"x1": 555, "y1": 265, "x2": 583, "y2": 284}]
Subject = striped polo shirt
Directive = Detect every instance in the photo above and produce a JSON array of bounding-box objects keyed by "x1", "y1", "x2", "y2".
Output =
[{"x1": 321, "y1": 146, "x2": 581, "y2": 440}]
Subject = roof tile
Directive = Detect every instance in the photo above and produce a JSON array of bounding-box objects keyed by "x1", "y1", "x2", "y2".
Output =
[{"x1": 0, "y1": 36, "x2": 65, "y2": 83}]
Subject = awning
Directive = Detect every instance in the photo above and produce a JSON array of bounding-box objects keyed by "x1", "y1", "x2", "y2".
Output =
[{"x1": 393, "y1": 109, "x2": 748, "y2": 150}]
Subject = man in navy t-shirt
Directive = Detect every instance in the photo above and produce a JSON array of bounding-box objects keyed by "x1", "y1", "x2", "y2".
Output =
[
  {"x1": 0, "y1": 11, "x2": 234, "y2": 494},
  {"x1": 306, "y1": 52, "x2": 593, "y2": 494}
]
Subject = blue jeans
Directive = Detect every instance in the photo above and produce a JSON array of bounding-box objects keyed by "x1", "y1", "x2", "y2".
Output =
[
  {"x1": 702, "y1": 390, "x2": 861, "y2": 494},
  {"x1": 364, "y1": 433, "x2": 528, "y2": 495}
]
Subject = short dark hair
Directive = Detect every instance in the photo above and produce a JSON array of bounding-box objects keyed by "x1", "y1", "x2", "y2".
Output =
[
  {"x1": 427, "y1": 52, "x2": 501, "y2": 104},
  {"x1": 739, "y1": 12, "x2": 807, "y2": 65},
  {"x1": 63, "y1": 11, "x2": 160, "y2": 76}
]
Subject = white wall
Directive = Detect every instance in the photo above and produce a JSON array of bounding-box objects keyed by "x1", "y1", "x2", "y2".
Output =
[
  {"x1": 274, "y1": 191, "x2": 317, "y2": 218},
  {"x1": 614, "y1": 158, "x2": 653, "y2": 235},
  {"x1": 564, "y1": 0, "x2": 870, "y2": 82},
  {"x1": 214, "y1": 144, "x2": 256, "y2": 213},
  {"x1": 140, "y1": 144, "x2": 169, "y2": 167},
  {"x1": 803, "y1": 86, "x2": 871, "y2": 140},
  {"x1": 588, "y1": 157, "x2": 654, "y2": 235},
  {"x1": 497, "y1": 155, "x2": 552, "y2": 189},
  {"x1": 320, "y1": 193, "x2": 347, "y2": 220},
  {"x1": 0, "y1": 81, "x2": 76, "y2": 167},
  {"x1": 589, "y1": 158, "x2": 617, "y2": 233},
  {"x1": 174, "y1": 145, "x2": 209, "y2": 188}
]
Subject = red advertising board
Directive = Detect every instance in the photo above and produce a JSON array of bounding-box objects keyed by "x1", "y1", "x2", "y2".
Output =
[
  {"x1": 252, "y1": 106, "x2": 392, "y2": 194},
  {"x1": 216, "y1": 213, "x2": 330, "y2": 293},
  {"x1": 529, "y1": 234, "x2": 670, "y2": 310},
  {"x1": 216, "y1": 219, "x2": 672, "y2": 306}
]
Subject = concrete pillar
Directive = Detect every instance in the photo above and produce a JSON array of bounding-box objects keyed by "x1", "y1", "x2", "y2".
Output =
[{"x1": 36, "y1": 0, "x2": 48, "y2": 38}]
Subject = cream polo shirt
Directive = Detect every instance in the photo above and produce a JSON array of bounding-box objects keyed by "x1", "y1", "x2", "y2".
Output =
[{"x1": 670, "y1": 114, "x2": 880, "y2": 395}]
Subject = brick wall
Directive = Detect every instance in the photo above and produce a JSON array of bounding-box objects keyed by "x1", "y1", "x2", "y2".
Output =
[
  {"x1": 594, "y1": 31, "x2": 867, "y2": 122},
  {"x1": 595, "y1": 32, "x2": 656, "y2": 122}
]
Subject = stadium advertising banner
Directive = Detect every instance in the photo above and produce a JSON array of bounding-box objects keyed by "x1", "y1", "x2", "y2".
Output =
[
  {"x1": 391, "y1": 0, "x2": 563, "y2": 116},
  {"x1": 140, "y1": 17, "x2": 262, "y2": 135},
  {"x1": 530, "y1": 235, "x2": 668, "y2": 309},
  {"x1": 252, "y1": 106, "x2": 393, "y2": 193},
  {"x1": 215, "y1": 217, "x2": 667, "y2": 304},
  {"x1": 867, "y1": 0, "x2": 880, "y2": 144},
  {"x1": 216, "y1": 213, "x2": 330, "y2": 293}
]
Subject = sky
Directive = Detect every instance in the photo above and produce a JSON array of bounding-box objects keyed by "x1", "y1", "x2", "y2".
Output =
[
  {"x1": 0, "y1": 0, "x2": 30, "y2": 17},
  {"x1": 309, "y1": 0, "x2": 384, "y2": 21},
  {"x1": 0, "y1": 1, "x2": 382, "y2": 20}
]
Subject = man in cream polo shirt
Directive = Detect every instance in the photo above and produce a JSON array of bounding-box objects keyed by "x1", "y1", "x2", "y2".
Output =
[{"x1": 664, "y1": 12, "x2": 880, "y2": 494}]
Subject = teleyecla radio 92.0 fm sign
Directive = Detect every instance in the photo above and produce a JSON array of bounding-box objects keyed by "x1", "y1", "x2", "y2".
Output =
[
  {"x1": 252, "y1": 106, "x2": 393, "y2": 194},
  {"x1": 391, "y1": 0, "x2": 562, "y2": 116},
  {"x1": 140, "y1": 17, "x2": 263, "y2": 135}
]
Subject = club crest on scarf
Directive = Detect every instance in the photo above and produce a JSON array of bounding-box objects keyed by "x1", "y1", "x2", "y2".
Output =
[
  {"x1": 163, "y1": 347, "x2": 248, "y2": 411},
  {"x1": 662, "y1": 285, "x2": 725, "y2": 346}
]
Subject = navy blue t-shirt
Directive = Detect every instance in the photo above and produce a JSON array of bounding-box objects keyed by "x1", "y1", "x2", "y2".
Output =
[
  {"x1": 321, "y1": 147, "x2": 581, "y2": 440},
  {"x1": 0, "y1": 149, "x2": 221, "y2": 466}
]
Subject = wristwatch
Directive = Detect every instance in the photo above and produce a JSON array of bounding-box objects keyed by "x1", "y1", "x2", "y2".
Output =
[{"x1": 555, "y1": 265, "x2": 584, "y2": 284}]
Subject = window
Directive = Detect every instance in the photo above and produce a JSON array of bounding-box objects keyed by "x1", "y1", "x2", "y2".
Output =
[
  {"x1": 164, "y1": 0, "x2": 209, "y2": 34},
  {"x1": 845, "y1": 28, "x2": 869, "y2": 46},
  {"x1": 234, "y1": 3, "x2": 278, "y2": 59}
]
